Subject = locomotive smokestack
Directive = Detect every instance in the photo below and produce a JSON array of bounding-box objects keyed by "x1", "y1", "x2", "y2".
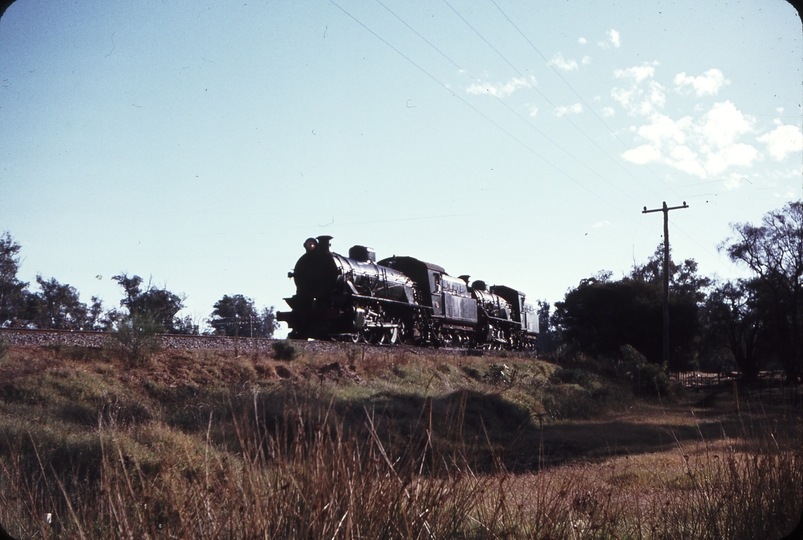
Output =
[{"x1": 317, "y1": 235, "x2": 332, "y2": 253}]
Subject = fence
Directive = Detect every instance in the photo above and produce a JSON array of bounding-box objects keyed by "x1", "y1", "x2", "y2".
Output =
[{"x1": 675, "y1": 370, "x2": 802, "y2": 410}]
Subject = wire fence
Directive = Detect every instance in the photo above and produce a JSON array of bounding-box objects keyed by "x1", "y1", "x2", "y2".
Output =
[{"x1": 675, "y1": 369, "x2": 802, "y2": 410}]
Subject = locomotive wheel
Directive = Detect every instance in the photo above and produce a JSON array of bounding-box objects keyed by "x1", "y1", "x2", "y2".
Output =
[
  {"x1": 395, "y1": 319, "x2": 409, "y2": 344},
  {"x1": 387, "y1": 325, "x2": 400, "y2": 345},
  {"x1": 367, "y1": 328, "x2": 384, "y2": 345}
]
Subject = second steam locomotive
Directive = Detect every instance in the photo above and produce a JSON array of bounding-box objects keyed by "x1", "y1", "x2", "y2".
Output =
[{"x1": 277, "y1": 236, "x2": 538, "y2": 350}]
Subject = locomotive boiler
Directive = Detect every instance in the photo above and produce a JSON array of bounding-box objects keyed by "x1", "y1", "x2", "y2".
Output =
[
  {"x1": 277, "y1": 236, "x2": 539, "y2": 349},
  {"x1": 277, "y1": 236, "x2": 421, "y2": 343}
]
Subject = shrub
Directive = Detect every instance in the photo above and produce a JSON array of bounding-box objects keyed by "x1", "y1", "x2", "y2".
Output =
[
  {"x1": 486, "y1": 363, "x2": 511, "y2": 385},
  {"x1": 635, "y1": 362, "x2": 671, "y2": 396},
  {"x1": 618, "y1": 344, "x2": 671, "y2": 396},
  {"x1": 111, "y1": 313, "x2": 162, "y2": 367},
  {"x1": 272, "y1": 340, "x2": 297, "y2": 361},
  {"x1": 550, "y1": 367, "x2": 593, "y2": 389}
]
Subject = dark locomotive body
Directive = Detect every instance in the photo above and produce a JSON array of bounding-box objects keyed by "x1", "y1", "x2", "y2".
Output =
[{"x1": 277, "y1": 236, "x2": 538, "y2": 349}]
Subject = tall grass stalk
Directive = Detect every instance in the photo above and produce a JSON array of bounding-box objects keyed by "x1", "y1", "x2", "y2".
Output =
[{"x1": 1, "y1": 391, "x2": 800, "y2": 538}]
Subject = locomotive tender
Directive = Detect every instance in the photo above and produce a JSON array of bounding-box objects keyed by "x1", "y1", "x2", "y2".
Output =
[{"x1": 277, "y1": 236, "x2": 538, "y2": 349}]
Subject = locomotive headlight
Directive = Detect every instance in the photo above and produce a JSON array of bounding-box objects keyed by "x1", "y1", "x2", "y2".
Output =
[{"x1": 304, "y1": 237, "x2": 318, "y2": 252}]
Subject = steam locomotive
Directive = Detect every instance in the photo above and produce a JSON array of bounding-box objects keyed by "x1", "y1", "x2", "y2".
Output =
[{"x1": 277, "y1": 236, "x2": 538, "y2": 349}]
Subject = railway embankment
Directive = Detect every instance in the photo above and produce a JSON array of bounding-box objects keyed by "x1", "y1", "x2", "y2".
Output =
[{"x1": 0, "y1": 340, "x2": 800, "y2": 539}]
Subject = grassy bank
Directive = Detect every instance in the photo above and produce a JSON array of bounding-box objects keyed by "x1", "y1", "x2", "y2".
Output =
[{"x1": 0, "y1": 342, "x2": 800, "y2": 538}]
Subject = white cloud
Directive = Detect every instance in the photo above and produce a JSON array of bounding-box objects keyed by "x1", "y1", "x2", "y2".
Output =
[
  {"x1": 601, "y1": 106, "x2": 615, "y2": 117},
  {"x1": 758, "y1": 124, "x2": 803, "y2": 160},
  {"x1": 674, "y1": 69, "x2": 730, "y2": 96},
  {"x1": 555, "y1": 103, "x2": 583, "y2": 116},
  {"x1": 549, "y1": 52, "x2": 578, "y2": 71},
  {"x1": 695, "y1": 100, "x2": 753, "y2": 149},
  {"x1": 611, "y1": 63, "x2": 671, "y2": 116},
  {"x1": 598, "y1": 29, "x2": 620, "y2": 48},
  {"x1": 705, "y1": 144, "x2": 759, "y2": 176},
  {"x1": 669, "y1": 145, "x2": 708, "y2": 177},
  {"x1": 527, "y1": 105, "x2": 539, "y2": 117},
  {"x1": 578, "y1": 37, "x2": 587, "y2": 45},
  {"x1": 622, "y1": 144, "x2": 662, "y2": 164},
  {"x1": 592, "y1": 220, "x2": 611, "y2": 229},
  {"x1": 465, "y1": 76, "x2": 533, "y2": 97},
  {"x1": 581, "y1": 56, "x2": 591, "y2": 65},
  {"x1": 614, "y1": 63, "x2": 657, "y2": 83},
  {"x1": 635, "y1": 112, "x2": 689, "y2": 146},
  {"x1": 611, "y1": 66, "x2": 665, "y2": 117},
  {"x1": 621, "y1": 101, "x2": 761, "y2": 178}
]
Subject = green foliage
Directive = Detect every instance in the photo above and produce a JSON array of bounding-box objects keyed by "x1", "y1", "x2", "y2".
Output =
[
  {"x1": 271, "y1": 340, "x2": 297, "y2": 361},
  {"x1": 0, "y1": 231, "x2": 28, "y2": 327},
  {"x1": 111, "y1": 312, "x2": 162, "y2": 367},
  {"x1": 620, "y1": 345, "x2": 670, "y2": 396},
  {"x1": 112, "y1": 273, "x2": 186, "y2": 334},
  {"x1": 705, "y1": 279, "x2": 767, "y2": 381},
  {"x1": 553, "y1": 248, "x2": 707, "y2": 371},
  {"x1": 30, "y1": 275, "x2": 89, "y2": 330},
  {"x1": 549, "y1": 367, "x2": 593, "y2": 389},
  {"x1": 634, "y1": 362, "x2": 671, "y2": 396},
  {"x1": 486, "y1": 363, "x2": 512, "y2": 385},
  {"x1": 721, "y1": 200, "x2": 803, "y2": 382},
  {"x1": 620, "y1": 343, "x2": 647, "y2": 365},
  {"x1": 209, "y1": 294, "x2": 278, "y2": 338}
]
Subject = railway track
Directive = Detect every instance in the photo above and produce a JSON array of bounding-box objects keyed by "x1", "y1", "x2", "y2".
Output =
[
  {"x1": 0, "y1": 328, "x2": 276, "y2": 351},
  {"x1": 0, "y1": 328, "x2": 532, "y2": 358}
]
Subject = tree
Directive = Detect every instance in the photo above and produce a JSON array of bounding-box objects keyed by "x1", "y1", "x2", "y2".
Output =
[
  {"x1": 553, "y1": 248, "x2": 709, "y2": 371},
  {"x1": 0, "y1": 232, "x2": 29, "y2": 327},
  {"x1": 631, "y1": 245, "x2": 711, "y2": 303},
  {"x1": 705, "y1": 279, "x2": 768, "y2": 381},
  {"x1": 112, "y1": 273, "x2": 186, "y2": 333},
  {"x1": 536, "y1": 300, "x2": 557, "y2": 354},
  {"x1": 87, "y1": 296, "x2": 107, "y2": 331},
  {"x1": 30, "y1": 275, "x2": 88, "y2": 330},
  {"x1": 209, "y1": 294, "x2": 278, "y2": 338},
  {"x1": 258, "y1": 306, "x2": 279, "y2": 338},
  {"x1": 721, "y1": 201, "x2": 803, "y2": 382}
]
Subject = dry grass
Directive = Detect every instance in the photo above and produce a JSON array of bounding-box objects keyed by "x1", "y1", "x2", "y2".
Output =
[{"x1": 0, "y1": 344, "x2": 800, "y2": 539}]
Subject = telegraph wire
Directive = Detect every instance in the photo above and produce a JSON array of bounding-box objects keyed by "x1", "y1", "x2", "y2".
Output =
[
  {"x1": 329, "y1": 0, "x2": 647, "y2": 226},
  {"x1": 488, "y1": 0, "x2": 681, "y2": 198},
  {"x1": 333, "y1": 1, "x2": 744, "y2": 277},
  {"x1": 443, "y1": 0, "x2": 668, "y2": 201},
  {"x1": 373, "y1": 0, "x2": 644, "y2": 207},
  {"x1": 332, "y1": 0, "x2": 727, "y2": 268},
  {"x1": 463, "y1": 2, "x2": 726, "y2": 270},
  {"x1": 441, "y1": 0, "x2": 523, "y2": 78},
  {"x1": 447, "y1": 0, "x2": 724, "y2": 264},
  {"x1": 489, "y1": 0, "x2": 631, "y2": 152}
]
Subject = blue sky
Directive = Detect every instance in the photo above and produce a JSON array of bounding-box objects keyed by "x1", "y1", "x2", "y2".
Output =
[{"x1": 1, "y1": 0, "x2": 801, "y2": 336}]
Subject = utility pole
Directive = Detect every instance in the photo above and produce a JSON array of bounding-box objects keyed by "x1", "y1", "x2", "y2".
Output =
[
  {"x1": 234, "y1": 313, "x2": 239, "y2": 357},
  {"x1": 642, "y1": 201, "x2": 688, "y2": 370}
]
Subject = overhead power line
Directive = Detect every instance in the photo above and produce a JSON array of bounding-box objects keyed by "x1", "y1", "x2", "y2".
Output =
[
  {"x1": 373, "y1": 0, "x2": 645, "y2": 208},
  {"x1": 329, "y1": 0, "x2": 647, "y2": 226},
  {"x1": 488, "y1": 0, "x2": 680, "y2": 198}
]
